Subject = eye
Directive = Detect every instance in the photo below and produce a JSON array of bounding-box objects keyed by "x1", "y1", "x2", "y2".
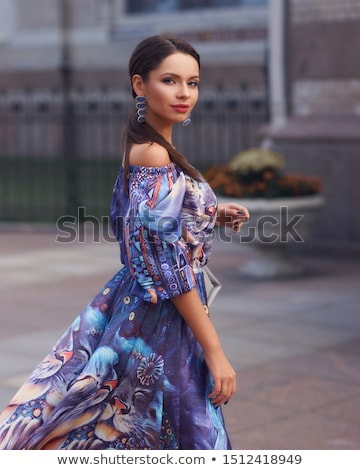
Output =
[
  {"x1": 188, "y1": 81, "x2": 199, "y2": 88},
  {"x1": 162, "y1": 77, "x2": 176, "y2": 85}
]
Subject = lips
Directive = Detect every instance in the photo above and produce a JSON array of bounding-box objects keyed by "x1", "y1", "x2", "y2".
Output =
[{"x1": 171, "y1": 104, "x2": 190, "y2": 113}]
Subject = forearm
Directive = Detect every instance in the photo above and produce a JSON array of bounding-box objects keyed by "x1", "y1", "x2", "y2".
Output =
[
  {"x1": 172, "y1": 287, "x2": 236, "y2": 407},
  {"x1": 171, "y1": 288, "x2": 223, "y2": 354}
]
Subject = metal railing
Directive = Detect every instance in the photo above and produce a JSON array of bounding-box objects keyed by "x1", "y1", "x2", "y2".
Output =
[{"x1": 0, "y1": 86, "x2": 268, "y2": 222}]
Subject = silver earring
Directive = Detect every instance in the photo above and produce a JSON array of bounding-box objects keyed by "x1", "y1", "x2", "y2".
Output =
[
  {"x1": 135, "y1": 95, "x2": 147, "y2": 123},
  {"x1": 183, "y1": 113, "x2": 191, "y2": 127}
]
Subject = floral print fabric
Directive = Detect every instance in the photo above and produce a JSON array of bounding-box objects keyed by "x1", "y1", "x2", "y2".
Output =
[{"x1": 0, "y1": 163, "x2": 232, "y2": 450}]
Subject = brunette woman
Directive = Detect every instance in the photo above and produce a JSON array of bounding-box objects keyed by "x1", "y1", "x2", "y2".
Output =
[{"x1": 0, "y1": 35, "x2": 249, "y2": 450}]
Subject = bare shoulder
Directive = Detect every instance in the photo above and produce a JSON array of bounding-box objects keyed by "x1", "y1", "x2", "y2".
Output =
[{"x1": 129, "y1": 143, "x2": 171, "y2": 167}]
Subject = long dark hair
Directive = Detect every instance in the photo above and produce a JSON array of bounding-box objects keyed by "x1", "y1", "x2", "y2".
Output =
[{"x1": 123, "y1": 35, "x2": 203, "y2": 188}]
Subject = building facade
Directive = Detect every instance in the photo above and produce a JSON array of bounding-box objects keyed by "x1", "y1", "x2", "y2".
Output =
[
  {"x1": 265, "y1": 0, "x2": 360, "y2": 248},
  {"x1": 0, "y1": 0, "x2": 269, "y2": 92}
]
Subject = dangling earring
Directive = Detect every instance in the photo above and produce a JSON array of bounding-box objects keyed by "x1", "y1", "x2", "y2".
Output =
[
  {"x1": 183, "y1": 113, "x2": 192, "y2": 127},
  {"x1": 135, "y1": 95, "x2": 147, "y2": 123}
]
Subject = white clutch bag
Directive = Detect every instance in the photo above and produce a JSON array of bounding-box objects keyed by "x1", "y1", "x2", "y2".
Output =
[{"x1": 203, "y1": 266, "x2": 222, "y2": 306}]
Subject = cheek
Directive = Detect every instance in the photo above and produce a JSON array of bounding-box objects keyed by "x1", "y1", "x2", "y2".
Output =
[{"x1": 147, "y1": 85, "x2": 170, "y2": 106}]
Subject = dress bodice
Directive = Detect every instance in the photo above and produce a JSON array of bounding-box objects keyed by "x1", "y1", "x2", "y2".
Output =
[{"x1": 110, "y1": 163, "x2": 217, "y2": 303}]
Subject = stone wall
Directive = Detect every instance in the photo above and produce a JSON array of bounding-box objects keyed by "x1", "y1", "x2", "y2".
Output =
[
  {"x1": 262, "y1": 1, "x2": 360, "y2": 252},
  {"x1": 289, "y1": 0, "x2": 360, "y2": 117}
]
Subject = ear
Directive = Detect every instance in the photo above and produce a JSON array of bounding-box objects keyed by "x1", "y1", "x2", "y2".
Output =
[{"x1": 132, "y1": 74, "x2": 145, "y2": 97}]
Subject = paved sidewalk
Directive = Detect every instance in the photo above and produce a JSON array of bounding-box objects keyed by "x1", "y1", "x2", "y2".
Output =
[{"x1": 0, "y1": 225, "x2": 359, "y2": 450}]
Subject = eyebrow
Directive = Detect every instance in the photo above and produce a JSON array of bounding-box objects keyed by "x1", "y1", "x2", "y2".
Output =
[{"x1": 159, "y1": 72, "x2": 200, "y2": 80}]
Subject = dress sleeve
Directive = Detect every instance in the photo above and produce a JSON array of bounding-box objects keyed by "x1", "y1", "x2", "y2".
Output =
[{"x1": 125, "y1": 164, "x2": 196, "y2": 303}]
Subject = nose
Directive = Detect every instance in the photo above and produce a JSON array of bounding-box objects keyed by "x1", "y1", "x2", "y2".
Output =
[{"x1": 176, "y1": 82, "x2": 190, "y2": 99}]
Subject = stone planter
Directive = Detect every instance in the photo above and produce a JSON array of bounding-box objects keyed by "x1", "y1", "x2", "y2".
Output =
[{"x1": 218, "y1": 194, "x2": 325, "y2": 279}]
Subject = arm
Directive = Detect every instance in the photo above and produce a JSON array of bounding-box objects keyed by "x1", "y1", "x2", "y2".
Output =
[
  {"x1": 172, "y1": 289, "x2": 236, "y2": 407},
  {"x1": 125, "y1": 150, "x2": 195, "y2": 303},
  {"x1": 127, "y1": 147, "x2": 236, "y2": 405}
]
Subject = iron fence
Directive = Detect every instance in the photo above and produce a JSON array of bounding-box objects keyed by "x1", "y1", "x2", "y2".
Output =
[{"x1": 0, "y1": 86, "x2": 268, "y2": 222}]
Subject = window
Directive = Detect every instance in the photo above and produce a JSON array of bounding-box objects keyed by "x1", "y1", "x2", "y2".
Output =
[
  {"x1": 126, "y1": 0, "x2": 268, "y2": 14},
  {"x1": 127, "y1": 0, "x2": 179, "y2": 13}
]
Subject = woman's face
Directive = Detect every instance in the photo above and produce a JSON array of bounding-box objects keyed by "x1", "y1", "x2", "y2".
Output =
[{"x1": 133, "y1": 52, "x2": 200, "y2": 130}]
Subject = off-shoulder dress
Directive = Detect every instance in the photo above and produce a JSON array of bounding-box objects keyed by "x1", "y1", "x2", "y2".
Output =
[{"x1": 0, "y1": 163, "x2": 231, "y2": 450}]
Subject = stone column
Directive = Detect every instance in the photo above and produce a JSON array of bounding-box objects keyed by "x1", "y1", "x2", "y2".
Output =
[
  {"x1": 268, "y1": 0, "x2": 288, "y2": 128},
  {"x1": 116, "y1": 0, "x2": 126, "y2": 16}
]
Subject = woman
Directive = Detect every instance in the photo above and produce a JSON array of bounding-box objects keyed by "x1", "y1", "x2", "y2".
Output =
[{"x1": 0, "y1": 35, "x2": 249, "y2": 450}]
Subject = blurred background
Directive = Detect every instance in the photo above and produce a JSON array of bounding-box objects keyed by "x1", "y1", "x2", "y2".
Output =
[
  {"x1": 0, "y1": 0, "x2": 358, "y2": 253},
  {"x1": 1, "y1": 1, "x2": 360, "y2": 450}
]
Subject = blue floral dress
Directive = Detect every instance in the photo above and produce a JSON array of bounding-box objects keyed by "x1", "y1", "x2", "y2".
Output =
[{"x1": 0, "y1": 163, "x2": 232, "y2": 450}]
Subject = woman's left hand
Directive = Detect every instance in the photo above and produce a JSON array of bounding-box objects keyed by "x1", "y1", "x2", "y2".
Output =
[{"x1": 216, "y1": 203, "x2": 250, "y2": 232}]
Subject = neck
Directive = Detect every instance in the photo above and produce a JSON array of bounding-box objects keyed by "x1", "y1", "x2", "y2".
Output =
[{"x1": 146, "y1": 115, "x2": 173, "y2": 144}]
